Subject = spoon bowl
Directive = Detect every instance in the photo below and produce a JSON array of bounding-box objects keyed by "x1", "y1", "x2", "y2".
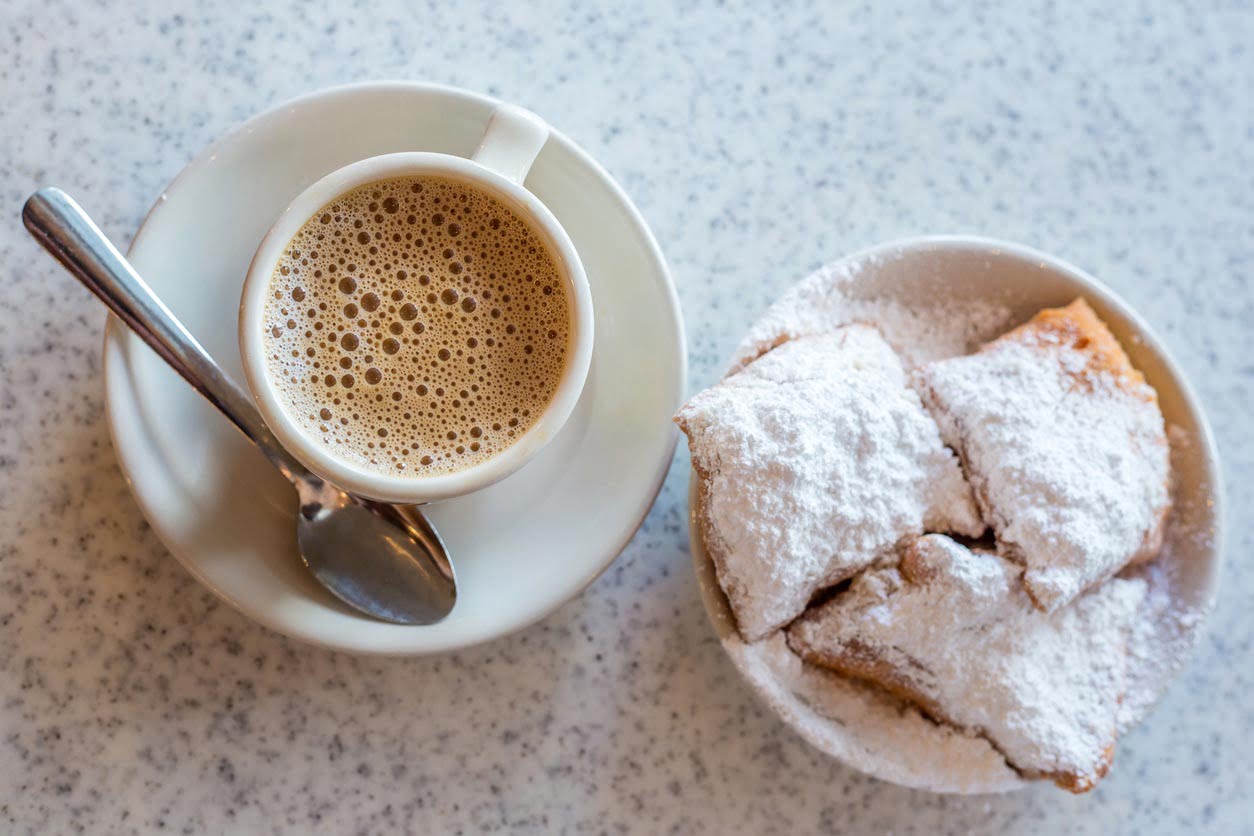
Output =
[{"x1": 295, "y1": 478, "x2": 455, "y2": 624}]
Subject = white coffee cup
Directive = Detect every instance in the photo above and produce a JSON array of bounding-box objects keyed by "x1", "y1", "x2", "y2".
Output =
[{"x1": 238, "y1": 104, "x2": 594, "y2": 504}]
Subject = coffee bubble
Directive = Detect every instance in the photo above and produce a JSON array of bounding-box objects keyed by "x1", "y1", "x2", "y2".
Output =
[{"x1": 262, "y1": 175, "x2": 570, "y2": 476}]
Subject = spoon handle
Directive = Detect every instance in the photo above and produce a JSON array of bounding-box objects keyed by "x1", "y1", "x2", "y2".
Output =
[{"x1": 22, "y1": 187, "x2": 307, "y2": 480}]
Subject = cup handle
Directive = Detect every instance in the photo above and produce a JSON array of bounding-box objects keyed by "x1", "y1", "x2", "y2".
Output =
[{"x1": 471, "y1": 104, "x2": 550, "y2": 186}]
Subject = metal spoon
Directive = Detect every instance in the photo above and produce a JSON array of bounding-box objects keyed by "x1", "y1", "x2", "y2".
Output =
[{"x1": 23, "y1": 187, "x2": 457, "y2": 625}]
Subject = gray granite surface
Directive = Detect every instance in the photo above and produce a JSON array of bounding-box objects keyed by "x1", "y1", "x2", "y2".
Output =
[{"x1": 2, "y1": 1, "x2": 1252, "y2": 833}]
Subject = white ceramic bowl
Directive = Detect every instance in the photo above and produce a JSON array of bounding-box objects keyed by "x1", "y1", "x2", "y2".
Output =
[{"x1": 688, "y1": 235, "x2": 1224, "y2": 793}]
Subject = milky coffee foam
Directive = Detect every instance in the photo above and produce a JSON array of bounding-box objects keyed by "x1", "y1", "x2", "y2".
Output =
[{"x1": 262, "y1": 175, "x2": 570, "y2": 476}]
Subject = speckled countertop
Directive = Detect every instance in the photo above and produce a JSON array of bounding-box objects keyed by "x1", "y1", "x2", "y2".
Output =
[{"x1": 2, "y1": 1, "x2": 1251, "y2": 833}]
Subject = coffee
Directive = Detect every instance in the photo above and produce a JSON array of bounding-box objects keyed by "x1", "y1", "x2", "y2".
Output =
[{"x1": 262, "y1": 175, "x2": 571, "y2": 476}]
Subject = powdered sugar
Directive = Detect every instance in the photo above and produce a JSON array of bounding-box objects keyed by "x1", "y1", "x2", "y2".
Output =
[
  {"x1": 920, "y1": 301, "x2": 1172, "y2": 611},
  {"x1": 729, "y1": 255, "x2": 1014, "y2": 374},
  {"x1": 1119, "y1": 558, "x2": 1197, "y2": 727},
  {"x1": 731, "y1": 632, "x2": 1022, "y2": 793},
  {"x1": 787, "y1": 535, "x2": 1147, "y2": 791},
  {"x1": 1117, "y1": 425, "x2": 1213, "y2": 730},
  {"x1": 675, "y1": 327, "x2": 983, "y2": 641}
]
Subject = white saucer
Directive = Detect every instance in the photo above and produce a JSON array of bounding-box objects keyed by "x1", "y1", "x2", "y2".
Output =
[{"x1": 103, "y1": 82, "x2": 686, "y2": 655}]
